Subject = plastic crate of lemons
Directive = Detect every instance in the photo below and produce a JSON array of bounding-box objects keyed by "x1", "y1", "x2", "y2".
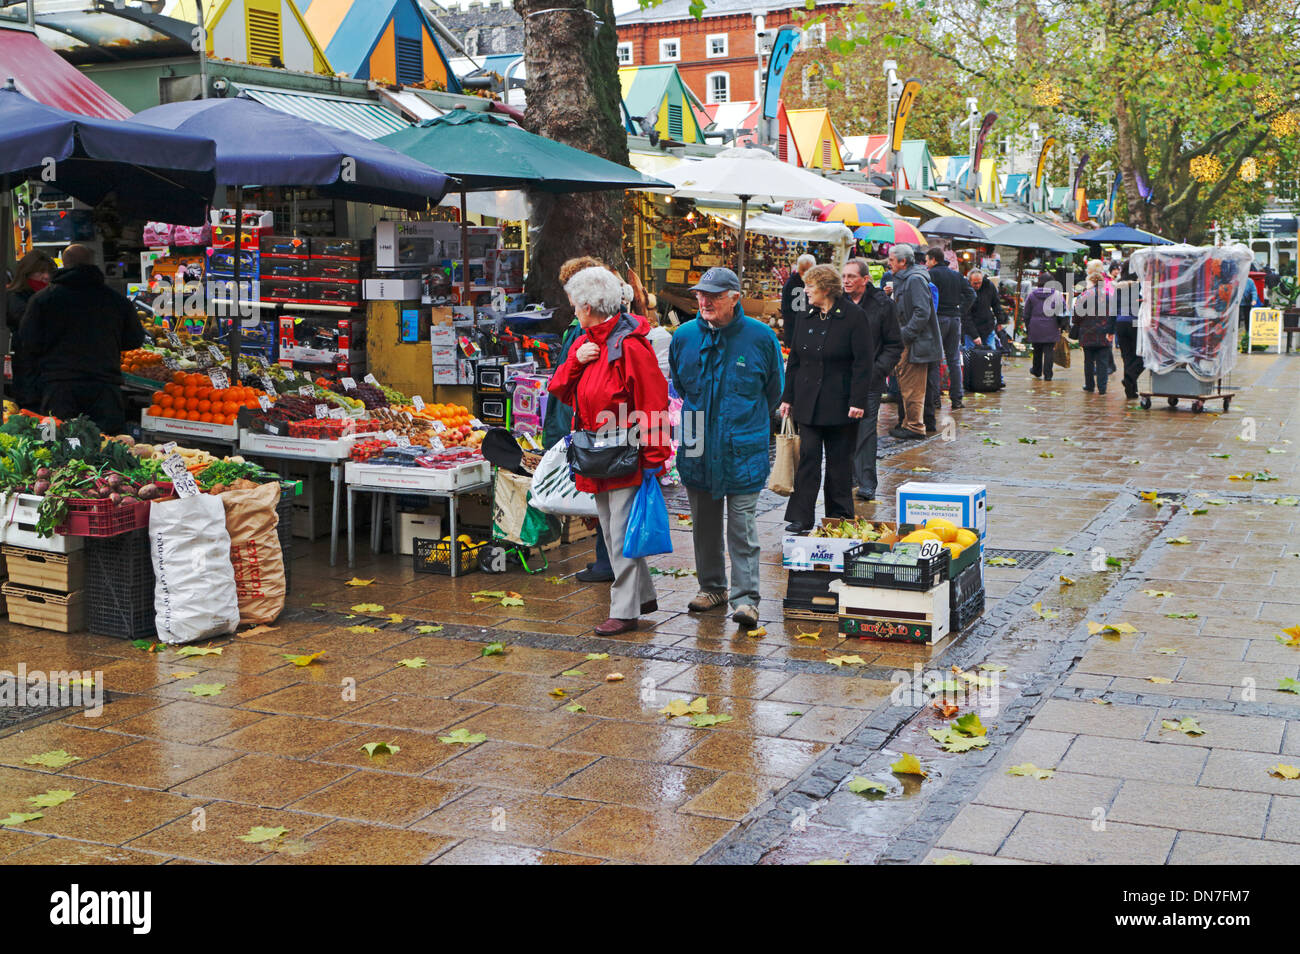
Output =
[
  {"x1": 422, "y1": 533, "x2": 488, "y2": 567},
  {"x1": 814, "y1": 517, "x2": 977, "y2": 566}
]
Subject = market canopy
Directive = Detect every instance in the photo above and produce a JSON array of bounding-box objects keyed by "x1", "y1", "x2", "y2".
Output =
[
  {"x1": 0, "y1": 22, "x2": 132, "y2": 118},
  {"x1": 984, "y1": 222, "x2": 1087, "y2": 254},
  {"x1": 656, "y1": 146, "x2": 886, "y2": 207},
  {"x1": 132, "y1": 95, "x2": 450, "y2": 210},
  {"x1": 0, "y1": 84, "x2": 216, "y2": 222},
  {"x1": 378, "y1": 109, "x2": 671, "y2": 193},
  {"x1": 1072, "y1": 223, "x2": 1174, "y2": 246},
  {"x1": 920, "y1": 215, "x2": 990, "y2": 241},
  {"x1": 706, "y1": 211, "x2": 854, "y2": 248}
]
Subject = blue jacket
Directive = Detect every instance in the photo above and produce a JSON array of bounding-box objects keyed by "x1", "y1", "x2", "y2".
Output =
[{"x1": 669, "y1": 306, "x2": 784, "y2": 499}]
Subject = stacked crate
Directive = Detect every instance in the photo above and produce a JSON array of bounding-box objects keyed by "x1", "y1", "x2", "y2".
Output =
[{"x1": 1, "y1": 546, "x2": 86, "y2": 633}]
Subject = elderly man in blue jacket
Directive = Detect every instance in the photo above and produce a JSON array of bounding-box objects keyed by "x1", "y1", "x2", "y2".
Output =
[{"x1": 670, "y1": 268, "x2": 784, "y2": 630}]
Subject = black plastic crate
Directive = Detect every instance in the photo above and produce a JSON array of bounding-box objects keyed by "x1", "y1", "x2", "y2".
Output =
[
  {"x1": 84, "y1": 529, "x2": 155, "y2": 640},
  {"x1": 949, "y1": 560, "x2": 983, "y2": 610},
  {"x1": 413, "y1": 536, "x2": 484, "y2": 576},
  {"x1": 781, "y1": 569, "x2": 840, "y2": 616},
  {"x1": 843, "y1": 541, "x2": 951, "y2": 591},
  {"x1": 275, "y1": 484, "x2": 294, "y2": 590},
  {"x1": 953, "y1": 587, "x2": 985, "y2": 631}
]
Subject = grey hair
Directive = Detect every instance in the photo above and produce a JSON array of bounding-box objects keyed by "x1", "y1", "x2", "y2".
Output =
[
  {"x1": 968, "y1": 268, "x2": 984, "y2": 278},
  {"x1": 565, "y1": 266, "x2": 625, "y2": 317},
  {"x1": 890, "y1": 243, "x2": 914, "y2": 264},
  {"x1": 620, "y1": 281, "x2": 634, "y2": 306},
  {"x1": 796, "y1": 253, "x2": 816, "y2": 271},
  {"x1": 844, "y1": 257, "x2": 870, "y2": 277}
]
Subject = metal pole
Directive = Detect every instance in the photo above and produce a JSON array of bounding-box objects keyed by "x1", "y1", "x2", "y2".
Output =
[
  {"x1": 228, "y1": 188, "x2": 243, "y2": 383},
  {"x1": 460, "y1": 189, "x2": 471, "y2": 314},
  {"x1": 1, "y1": 173, "x2": 11, "y2": 401},
  {"x1": 197, "y1": 0, "x2": 208, "y2": 100},
  {"x1": 737, "y1": 195, "x2": 749, "y2": 282}
]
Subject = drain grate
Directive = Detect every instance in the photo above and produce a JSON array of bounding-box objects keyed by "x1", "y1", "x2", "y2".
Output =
[{"x1": 984, "y1": 548, "x2": 1054, "y2": 569}]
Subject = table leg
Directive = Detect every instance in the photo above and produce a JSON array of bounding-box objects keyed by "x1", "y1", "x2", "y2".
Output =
[
  {"x1": 390, "y1": 495, "x2": 398, "y2": 556},
  {"x1": 347, "y1": 486, "x2": 356, "y2": 568},
  {"x1": 329, "y1": 462, "x2": 342, "y2": 567},
  {"x1": 371, "y1": 493, "x2": 381, "y2": 554},
  {"x1": 449, "y1": 492, "x2": 459, "y2": 580}
]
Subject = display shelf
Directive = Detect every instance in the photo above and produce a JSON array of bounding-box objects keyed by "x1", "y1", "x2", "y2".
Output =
[
  {"x1": 345, "y1": 460, "x2": 490, "y2": 492},
  {"x1": 141, "y1": 411, "x2": 239, "y2": 442},
  {"x1": 240, "y1": 429, "x2": 357, "y2": 460}
]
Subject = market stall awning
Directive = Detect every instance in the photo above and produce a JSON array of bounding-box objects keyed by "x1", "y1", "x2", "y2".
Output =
[
  {"x1": 377, "y1": 87, "x2": 444, "y2": 123},
  {"x1": 707, "y1": 210, "x2": 854, "y2": 247},
  {"x1": 0, "y1": 24, "x2": 131, "y2": 119},
  {"x1": 234, "y1": 84, "x2": 411, "y2": 140},
  {"x1": 943, "y1": 199, "x2": 1008, "y2": 227},
  {"x1": 984, "y1": 222, "x2": 1086, "y2": 254}
]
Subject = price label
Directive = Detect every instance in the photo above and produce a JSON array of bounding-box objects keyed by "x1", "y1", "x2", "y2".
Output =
[
  {"x1": 238, "y1": 360, "x2": 250, "y2": 376},
  {"x1": 470, "y1": 417, "x2": 484, "y2": 430},
  {"x1": 207, "y1": 345, "x2": 224, "y2": 362},
  {"x1": 364, "y1": 373, "x2": 379, "y2": 386},
  {"x1": 328, "y1": 407, "x2": 347, "y2": 420},
  {"x1": 383, "y1": 430, "x2": 399, "y2": 442},
  {"x1": 430, "y1": 420, "x2": 446, "y2": 433},
  {"x1": 257, "y1": 395, "x2": 272, "y2": 411},
  {"x1": 298, "y1": 386, "x2": 315, "y2": 397},
  {"x1": 396, "y1": 435, "x2": 411, "y2": 448},
  {"x1": 209, "y1": 370, "x2": 229, "y2": 390},
  {"x1": 919, "y1": 541, "x2": 943, "y2": 560},
  {"x1": 412, "y1": 395, "x2": 425, "y2": 411},
  {"x1": 266, "y1": 424, "x2": 280, "y2": 435},
  {"x1": 428, "y1": 437, "x2": 445, "y2": 453},
  {"x1": 166, "y1": 331, "x2": 181, "y2": 347},
  {"x1": 341, "y1": 377, "x2": 356, "y2": 390},
  {"x1": 315, "y1": 404, "x2": 328, "y2": 419},
  {"x1": 255, "y1": 355, "x2": 269, "y2": 367},
  {"x1": 182, "y1": 347, "x2": 197, "y2": 359},
  {"x1": 162, "y1": 355, "x2": 180, "y2": 370},
  {"x1": 159, "y1": 441, "x2": 177, "y2": 455},
  {"x1": 260, "y1": 374, "x2": 276, "y2": 393},
  {"x1": 403, "y1": 411, "x2": 414, "y2": 423},
  {"x1": 67, "y1": 437, "x2": 81, "y2": 450}
]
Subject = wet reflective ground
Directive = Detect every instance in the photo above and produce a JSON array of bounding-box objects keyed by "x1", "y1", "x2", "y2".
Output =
[{"x1": 0, "y1": 350, "x2": 1296, "y2": 863}]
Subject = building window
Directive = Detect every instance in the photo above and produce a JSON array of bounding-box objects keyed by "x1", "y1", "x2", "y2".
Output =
[
  {"x1": 707, "y1": 72, "x2": 729, "y2": 104},
  {"x1": 707, "y1": 34, "x2": 728, "y2": 58},
  {"x1": 801, "y1": 64, "x2": 820, "y2": 97},
  {"x1": 659, "y1": 38, "x2": 680, "y2": 62},
  {"x1": 617, "y1": 42, "x2": 633, "y2": 66},
  {"x1": 804, "y1": 23, "x2": 826, "y2": 47}
]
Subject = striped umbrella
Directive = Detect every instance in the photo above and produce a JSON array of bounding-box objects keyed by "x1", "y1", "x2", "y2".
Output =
[
  {"x1": 853, "y1": 217, "x2": 925, "y2": 245},
  {"x1": 816, "y1": 200, "x2": 890, "y2": 228}
]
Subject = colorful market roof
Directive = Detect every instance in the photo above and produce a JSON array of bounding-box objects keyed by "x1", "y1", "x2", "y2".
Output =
[
  {"x1": 620, "y1": 65, "x2": 707, "y2": 144},
  {"x1": 702, "y1": 99, "x2": 801, "y2": 163},
  {"x1": 786, "y1": 108, "x2": 842, "y2": 170},
  {"x1": 937, "y1": 154, "x2": 1001, "y2": 203},
  {"x1": 299, "y1": 0, "x2": 461, "y2": 92},
  {"x1": 0, "y1": 24, "x2": 131, "y2": 119},
  {"x1": 184, "y1": 0, "x2": 333, "y2": 74}
]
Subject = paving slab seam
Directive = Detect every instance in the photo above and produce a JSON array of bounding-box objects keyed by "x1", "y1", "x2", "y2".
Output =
[{"x1": 699, "y1": 488, "x2": 1174, "y2": 865}]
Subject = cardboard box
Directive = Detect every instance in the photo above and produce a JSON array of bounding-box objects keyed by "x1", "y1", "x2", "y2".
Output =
[
  {"x1": 398, "y1": 513, "x2": 442, "y2": 556},
  {"x1": 433, "y1": 365, "x2": 458, "y2": 385},
  {"x1": 431, "y1": 345, "x2": 457, "y2": 365},
  {"x1": 896, "y1": 482, "x2": 987, "y2": 541},
  {"x1": 456, "y1": 358, "x2": 475, "y2": 385},
  {"x1": 259, "y1": 234, "x2": 310, "y2": 258},
  {"x1": 364, "y1": 278, "x2": 422, "y2": 300},
  {"x1": 261, "y1": 255, "x2": 310, "y2": 279},
  {"x1": 204, "y1": 247, "x2": 259, "y2": 278},
  {"x1": 307, "y1": 259, "x2": 362, "y2": 281},
  {"x1": 302, "y1": 278, "x2": 361, "y2": 304},
  {"x1": 261, "y1": 279, "x2": 309, "y2": 303},
  {"x1": 310, "y1": 236, "x2": 371, "y2": 261}
]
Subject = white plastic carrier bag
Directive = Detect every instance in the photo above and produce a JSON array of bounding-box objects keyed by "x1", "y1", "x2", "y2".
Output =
[
  {"x1": 149, "y1": 495, "x2": 240, "y2": 644},
  {"x1": 528, "y1": 439, "x2": 598, "y2": 517}
]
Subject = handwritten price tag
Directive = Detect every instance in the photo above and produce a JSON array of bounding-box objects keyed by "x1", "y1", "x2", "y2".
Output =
[
  {"x1": 257, "y1": 395, "x2": 272, "y2": 411},
  {"x1": 396, "y1": 435, "x2": 411, "y2": 448},
  {"x1": 315, "y1": 404, "x2": 328, "y2": 419},
  {"x1": 209, "y1": 370, "x2": 229, "y2": 390},
  {"x1": 328, "y1": 408, "x2": 347, "y2": 420},
  {"x1": 166, "y1": 331, "x2": 181, "y2": 347},
  {"x1": 364, "y1": 373, "x2": 379, "y2": 386},
  {"x1": 207, "y1": 345, "x2": 224, "y2": 362},
  {"x1": 430, "y1": 420, "x2": 446, "y2": 433},
  {"x1": 412, "y1": 395, "x2": 425, "y2": 411},
  {"x1": 341, "y1": 377, "x2": 356, "y2": 390},
  {"x1": 298, "y1": 386, "x2": 315, "y2": 397}
]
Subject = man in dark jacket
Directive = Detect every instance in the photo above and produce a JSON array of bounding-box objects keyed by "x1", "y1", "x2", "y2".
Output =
[
  {"x1": 963, "y1": 269, "x2": 1006, "y2": 351},
  {"x1": 842, "y1": 257, "x2": 903, "y2": 500},
  {"x1": 780, "y1": 253, "x2": 815, "y2": 346},
  {"x1": 926, "y1": 247, "x2": 973, "y2": 410},
  {"x1": 19, "y1": 244, "x2": 143, "y2": 433},
  {"x1": 887, "y1": 244, "x2": 942, "y2": 439}
]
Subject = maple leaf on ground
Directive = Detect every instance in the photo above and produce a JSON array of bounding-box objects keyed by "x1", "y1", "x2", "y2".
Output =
[
  {"x1": 987, "y1": 556, "x2": 1018, "y2": 566},
  {"x1": 500, "y1": 596, "x2": 525, "y2": 608},
  {"x1": 414, "y1": 625, "x2": 443, "y2": 634},
  {"x1": 1161, "y1": 717, "x2": 1205, "y2": 736},
  {"x1": 561, "y1": 669, "x2": 585, "y2": 677},
  {"x1": 1166, "y1": 612, "x2": 1199, "y2": 620},
  {"x1": 1059, "y1": 575, "x2": 1075, "y2": 586},
  {"x1": 346, "y1": 625, "x2": 378, "y2": 634},
  {"x1": 1268, "y1": 764, "x2": 1299, "y2": 780},
  {"x1": 746, "y1": 627, "x2": 767, "y2": 638},
  {"x1": 1032, "y1": 601, "x2": 1059, "y2": 620},
  {"x1": 1088, "y1": 621, "x2": 1137, "y2": 636},
  {"x1": 794, "y1": 629, "x2": 821, "y2": 641},
  {"x1": 1277, "y1": 678, "x2": 1300, "y2": 694},
  {"x1": 1, "y1": 812, "x2": 43, "y2": 826},
  {"x1": 172, "y1": 671, "x2": 197, "y2": 679},
  {"x1": 174, "y1": 645, "x2": 223, "y2": 658},
  {"x1": 480, "y1": 642, "x2": 505, "y2": 657},
  {"x1": 565, "y1": 703, "x2": 587, "y2": 713},
  {"x1": 847, "y1": 777, "x2": 888, "y2": 795},
  {"x1": 660, "y1": 697, "x2": 709, "y2": 718},
  {"x1": 1166, "y1": 537, "x2": 1192, "y2": 545},
  {"x1": 360, "y1": 741, "x2": 400, "y2": 758},
  {"x1": 344, "y1": 578, "x2": 374, "y2": 586},
  {"x1": 978, "y1": 663, "x2": 1007, "y2": 673},
  {"x1": 929, "y1": 727, "x2": 989, "y2": 752},
  {"x1": 954, "y1": 713, "x2": 987, "y2": 737},
  {"x1": 1277, "y1": 626, "x2": 1300, "y2": 648},
  {"x1": 827, "y1": 654, "x2": 867, "y2": 667},
  {"x1": 546, "y1": 576, "x2": 565, "y2": 585},
  {"x1": 438, "y1": 728, "x2": 486, "y2": 746},
  {"x1": 931, "y1": 699, "x2": 960, "y2": 718},
  {"x1": 1153, "y1": 648, "x2": 1179, "y2": 655},
  {"x1": 239, "y1": 624, "x2": 279, "y2": 639},
  {"x1": 26, "y1": 790, "x2": 75, "y2": 808},
  {"x1": 396, "y1": 657, "x2": 427, "y2": 669},
  {"x1": 281, "y1": 651, "x2": 324, "y2": 667},
  {"x1": 549, "y1": 687, "x2": 570, "y2": 698},
  {"x1": 237, "y1": 826, "x2": 288, "y2": 844},
  {"x1": 1007, "y1": 763, "x2": 1055, "y2": 780},
  {"x1": 585, "y1": 652, "x2": 609, "y2": 660},
  {"x1": 23, "y1": 750, "x2": 79, "y2": 769},
  {"x1": 350, "y1": 603, "x2": 384, "y2": 614},
  {"x1": 1147, "y1": 676, "x2": 1173, "y2": 684},
  {"x1": 386, "y1": 614, "x2": 405, "y2": 624},
  {"x1": 689, "y1": 713, "x2": 733, "y2": 728},
  {"x1": 183, "y1": 683, "x2": 225, "y2": 697},
  {"x1": 891, "y1": 753, "x2": 929, "y2": 777},
  {"x1": 1141, "y1": 589, "x2": 1174, "y2": 598}
]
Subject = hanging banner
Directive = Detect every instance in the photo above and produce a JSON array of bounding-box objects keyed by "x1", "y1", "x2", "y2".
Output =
[
  {"x1": 1034, "y1": 137, "x2": 1056, "y2": 189},
  {"x1": 1072, "y1": 152, "x2": 1090, "y2": 221},
  {"x1": 890, "y1": 79, "x2": 921, "y2": 151},
  {"x1": 968, "y1": 112, "x2": 998, "y2": 198},
  {"x1": 762, "y1": 27, "x2": 801, "y2": 120}
]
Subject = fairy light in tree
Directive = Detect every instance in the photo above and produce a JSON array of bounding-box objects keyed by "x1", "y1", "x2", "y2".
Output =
[
  {"x1": 1032, "y1": 79, "x2": 1062, "y2": 107},
  {"x1": 1189, "y1": 155, "x2": 1223, "y2": 183},
  {"x1": 1270, "y1": 111, "x2": 1299, "y2": 138},
  {"x1": 1239, "y1": 157, "x2": 1259, "y2": 182}
]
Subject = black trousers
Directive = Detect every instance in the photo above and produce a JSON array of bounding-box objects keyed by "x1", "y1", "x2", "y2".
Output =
[
  {"x1": 42, "y1": 380, "x2": 126, "y2": 435},
  {"x1": 1030, "y1": 342, "x2": 1055, "y2": 379},
  {"x1": 1116, "y1": 322, "x2": 1144, "y2": 398},
  {"x1": 924, "y1": 361, "x2": 939, "y2": 429},
  {"x1": 1082, "y1": 346, "x2": 1111, "y2": 393},
  {"x1": 785, "y1": 420, "x2": 857, "y2": 525}
]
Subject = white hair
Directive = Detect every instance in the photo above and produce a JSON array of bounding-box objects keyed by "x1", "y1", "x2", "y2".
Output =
[
  {"x1": 565, "y1": 266, "x2": 625, "y2": 317},
  {"x1": 796, "y1": 253, "x2": 816, "y2": 271},
  {"x1": 968, "y1": 268, "x2": 984, "y2": 278},
  {"x1": 620, "y1": 281, "x2": 634, "y2": 307},
  {"x1": 890, "y1": 243, "x2": 914, "y2": 264}
]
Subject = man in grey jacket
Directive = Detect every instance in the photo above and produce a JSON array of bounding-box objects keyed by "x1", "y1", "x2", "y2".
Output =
[{"x1": 886, "y1": 244, "x2": 942, "y2": 440}]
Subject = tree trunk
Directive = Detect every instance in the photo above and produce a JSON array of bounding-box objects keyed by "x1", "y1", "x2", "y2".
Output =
[{"x1": 515, "y1": 0, "x2": 630, "y2": 312}]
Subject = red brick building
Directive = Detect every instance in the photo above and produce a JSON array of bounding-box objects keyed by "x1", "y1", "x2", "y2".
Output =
[{"x1": 616, "y1": 0, "x2": 847, "y2": 107}]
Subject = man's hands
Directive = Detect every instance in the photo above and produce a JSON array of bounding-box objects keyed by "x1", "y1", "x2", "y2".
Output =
[
  {"x1": 575, "y1": 341, "x2": 599, "y2": 364},
  {"x1": 848, "y1": 406, "x2": 865, "y2": 419}
]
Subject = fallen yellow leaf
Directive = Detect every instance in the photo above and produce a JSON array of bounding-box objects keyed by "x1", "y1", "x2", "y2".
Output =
[{"x1": 890, "y1": 753, "x2": 928, "y2": 778}]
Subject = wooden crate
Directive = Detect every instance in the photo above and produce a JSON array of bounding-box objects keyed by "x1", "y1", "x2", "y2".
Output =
[
  {"x1": 833, "y1": 578, "x2": 951, "y2": 644},
  {"x1": 2, "y1": 546, "x2": 84, "y2": 593},
  {"x1": 2, "y1": 583, "x2": 85, "y2": 633}
]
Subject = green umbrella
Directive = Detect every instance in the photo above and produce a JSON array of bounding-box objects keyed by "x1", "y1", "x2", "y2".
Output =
[{"x1": 379, "y1": 110, "x2": 669, "y2": 301}]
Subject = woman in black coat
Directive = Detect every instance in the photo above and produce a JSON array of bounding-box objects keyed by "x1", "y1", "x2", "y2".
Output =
[
  {"x1": 5, "y1": 250, "x2": 56, "y2": 410},
  {"x1": 779, "y1": 264, "x2": 872, "y2": 532}
]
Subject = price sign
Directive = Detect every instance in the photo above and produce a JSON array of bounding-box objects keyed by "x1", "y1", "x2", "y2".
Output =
[
  {"x1": 255, "y1": 355, "x2": 269, "y2": 367},
  {"x1": 328, "y1": 407, "x2": 347, "y2": 420},
  {"x1": 166, "y1": 331, "x2": 181, "y2": 347},
  {"x1": 238, "y1": 360, "x2": 250, "y2": 376},
  {"x1": 66, "y1": 437, "x2": 81, "y2": 450},
  {"x1": 209, "y1": 370, "x2": 229, "y2": 390},
  {"x1": 266, "y1": 424, "x2": 280, "y2": 435},
  {"x1": 257, "y1": 395, "x2": 272, "y2": 411},
  {"x1": 182, "y1": 347, "x2": 197, "y2": 359},
  {"x1": 260, "y1": 374, "x2": 276, "y2": 393},
  {"x1": 207, "y1": 345, "x2": 224, "y2": 363},
  {"x1": 341, "y1": 377, "x2": 356, "y2": 390},
  {"x1": 396, "y1": 435, "x2": 411, "y2": 448},
  {"x1": 298, "y1": 385, "x2": 315, "y2": 397},
  {"x1": 383, "y1": 430, "x2": 399, "y2": 442},
  {"x1": 412, "y1": 395, "x2": 425, "y2": 411},
  {"x1": 428, "y1": 436, "x2": 445, "y2": 452},
  {"x1": 470, "y1": 417, "x2": 484, "y2": 430},
  {"x1": 430, "y1": 420, "x2": 446, "y2": 433},
  {"x1": 314, "y1": 404, "x2": 328, "y2": 419},
  {"x1": 919, "y1": 541, "x2": 943, "y2": 560},
  {"x1": 159, "y1": 441, "x2": 177, "y2": 455},
  {"x1": 364, "y1": 373, "x2": 379, "y2": 386},
  {"x1": 403, "y1": 411, "x2": 414, "y2": 423},
  {"x1": 161, "y1": 453, "x2": 200, "y2": 497},
  {"x1": 162, "y1": 355, "x2": 180, "y2": 370}
]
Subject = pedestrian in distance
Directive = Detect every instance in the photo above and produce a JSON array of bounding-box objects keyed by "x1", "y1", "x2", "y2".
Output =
[
  {"x1": 780, "y1": 264, "x2": 873, "y2": 533},
  {"x1": 1113, "y1": 267, "x2": 1145, "y2": 400},
  {"x1": 547, "y1": 266, "x2": 671, "y2": 636},
  {"x1": 1071, "y1": 260, "x2": 1116, "y2": 395},
  {"x1": 925, "y1": 246, "x2": 974, "y2": 410},
  {"x1": 1025, "y1": 272, "x2": 1067, "y2": 381},
  {"x1": 841, "y1": 257, "x2": 903, "y2": 501},
  {"x1": 964, "y1": 268, "x2": 1007, "y2": 354},
  {"x1": 887, "y1": 243, "x2": 943, "y2": 440},
  {"x1": 669, "y1": 267, "x2": 784, "y2": 630},
  {"x1": 4, "y1": 248, "x2": 56, "y2": 410},
  {"x1": 781, "y1": 253, "x2": 816, "y2": 347}
]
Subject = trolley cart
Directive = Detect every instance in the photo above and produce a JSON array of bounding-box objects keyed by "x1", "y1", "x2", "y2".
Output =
[{"x1": 1136, "y1": 368, "x2": 1239, "y2": 413}]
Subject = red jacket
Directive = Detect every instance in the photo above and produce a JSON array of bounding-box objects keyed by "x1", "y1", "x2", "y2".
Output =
[{"x1": 547, "y1": 312, "x2": 670, "y2": 494}]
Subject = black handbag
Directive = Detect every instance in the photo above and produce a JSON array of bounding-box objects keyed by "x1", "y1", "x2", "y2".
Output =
[{"x1": 566, "y1": 364, "x2": 640, "y2": 481}]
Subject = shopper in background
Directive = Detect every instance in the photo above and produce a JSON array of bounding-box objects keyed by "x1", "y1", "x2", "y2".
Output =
[
  {"x1": 1113, "y1": 267, "x2": 1144, "y2": 400},
  {"x1": 1071, "y1": 260, "x2": 1116, "y2": 395},
  {"x1": 1025, "y1": 272, "x2": 1067, "y2": 381},
  {"x1": 1238, "y1": 263, "x2": 1259, "y2": 343},
  {"x1": 4, "y1": 249, "x2": 56, "y2": 409},
  {"x1": 925, "y1": 246, "x2": 973, "y2": 410},
  {"x1": 670, "y1": 267, "x2": 783, "y2": 630},
  {"x1": 543, "y1": 256, "x2": 614, "y2": 584},
  {"x1": 964, "y1": 268, "x2": 1006, "y2": 353},
  {"x1": 19, "y1": 244, "x2": 143, "y2": 433},
  {"x1": 841, "y1": 257, "x2": 902, "y2": 501},
  {"x1": 887, "y1": 244, "x2": 942, "y2": 440},
  {"x1": 548, "y1": 266, "x2": 670, "y2": 636},
  {"x1": 781, "y1": 253, "x2": 816, "y2": 346}
]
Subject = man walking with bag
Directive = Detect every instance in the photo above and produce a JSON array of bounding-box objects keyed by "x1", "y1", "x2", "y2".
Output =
[
  {"x1": 670, "y1": 268, "x2": 784, "y2": 629},
  {"x1": 926, "y1": 247, "x2": 974, "y2": 410},
  {"x1": 887, "y1": 245, "x2": 943, "y2": 440}
]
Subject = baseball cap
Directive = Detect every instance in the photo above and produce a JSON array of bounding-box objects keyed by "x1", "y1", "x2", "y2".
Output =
[{"x1": 691, "y1": 267, "x2": 741, "y2": 294}]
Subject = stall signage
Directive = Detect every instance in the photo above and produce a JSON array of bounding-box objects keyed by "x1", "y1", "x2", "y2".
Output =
[
  {"x1": 257, "y1": 395, "x2": 272, "y2": 411},
  {"x1": 298, "y1": 386, "x2": 315, "y2": 397},
  {"x1": 470, "y1": 418, "x2": 483, "y2": 430},
  {"x1": 314, "y1": 404, "x2": 328, "y2": 419},
  {"x1": 364, "y1": 374, "x2": 379, "y2": 386},
  {"x1": 209, "y1": 370, "x2": 229, "y2": 390},
  {"x1": 1249, "y1": 307, "x2": 1283, "y2": 351},
  {"x1": 166, "y1": 331, "x2": 182, "y2": 348},
  {"x1": 412, "y1": 395, "x2": 425, "y2": 411},
  {"x1": 341, "y1": 377, "x2": 356, "y2": 390},
  {"x1": 161, "y1": 453, "x2": 201, "y2": 498},
  {"x1": 207, "y1": 345, "x2": 224, "y2": 363}
]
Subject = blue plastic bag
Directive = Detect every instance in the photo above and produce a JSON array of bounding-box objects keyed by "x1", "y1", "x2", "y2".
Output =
[{"x1": 623, "y1": 469, "x2": 673, "y2": 559}]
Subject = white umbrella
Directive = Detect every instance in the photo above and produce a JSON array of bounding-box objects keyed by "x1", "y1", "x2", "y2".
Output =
[{"x1": 658, "y1": 147, "x2": 888, "y2": 277}]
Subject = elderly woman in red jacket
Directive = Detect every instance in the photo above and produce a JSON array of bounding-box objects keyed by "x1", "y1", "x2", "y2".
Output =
[{"x1": 549, "y1": 266, "x2": 671, "y2": 635}]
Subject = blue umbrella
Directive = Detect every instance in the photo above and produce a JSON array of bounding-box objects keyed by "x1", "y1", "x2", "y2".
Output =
[{"x1": 1072, "y1": 223, "x2": 1173, "y2": 246}]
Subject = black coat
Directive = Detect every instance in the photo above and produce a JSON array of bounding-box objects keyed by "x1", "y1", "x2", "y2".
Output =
[
  {"x1": 849, "y1": 284, "x2": 904, "y2": 391},
  {"x1": 19, "y1": 264, "x2": 145, "y2": 387},
  {"x1": 780, "y1": 271, "x2": 807, "y2": 346},
  {"x1": 781, "y1": 293, "x2": 873, "y2": 426},
  {"x1": 6, "y1": 287, "x2": 40, "y2": 408},
  {"x1": 963, "y1": 280, "x2": 1006, "y2": 342},
  {"x1": 928, "y1": 263, "x2": 975, "y2": 319}
]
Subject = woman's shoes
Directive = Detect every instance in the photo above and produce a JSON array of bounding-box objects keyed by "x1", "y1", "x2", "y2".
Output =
[{"x1": 595, "y1": 617, "x2": 638, "y2": 635}]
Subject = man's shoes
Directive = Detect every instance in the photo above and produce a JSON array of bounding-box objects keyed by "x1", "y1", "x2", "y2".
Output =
[
  {"x1": 889, "y1": 426, "x2": 926, "y2": 440},
  {"x1": 785, "y1": 521, "x2": 814, "y2": 534},
  {"x1": 1082, "y1": 387, "x2": 1094, "y2": 393},
  {"x1": 688, "y1": 590, "x2": 728, "y2": 612},
  {"x1": 731, "y1": 604, "x2": 760, "y2": 628},
  {"x1": 640, "y1": 600, "x2": 658, "y2": 615},
  {"x1": 951, "y1": 400, "x2": 964, "y2": 409},
  {"x1": 1030, "y1": 372, "x2": 1042, "y2": 379},
  {"x1": 576, "y1": 565, "x2": 614, "y2": 583},
  {"x1": 855, "y1": 491, "x2": 876, "y2": 502},
  {"x1": 925, "y1": 425, "x2": 939, "y2": 435},
  {"x1": 595, "y1": 617, "x2": 638, "y2": 636}
]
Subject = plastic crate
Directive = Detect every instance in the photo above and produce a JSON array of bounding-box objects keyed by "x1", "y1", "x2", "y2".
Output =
[
  {"x1": 781, "y1": 569, "x2": 840, "y2": 617},
  {"x1": 413, "y1": 536, "x2": 484, "y2": 576},
  {"x1": 952, "y1": 587, "x2": 985, "y2": 632},
  {"x1": 843, "y1": 541, "x2": 951, "y2": 591},
  {"x1": 275, "y1": 486, "x2": 294, "y2": 590},
  {"x1": 84, "y1": 530, "x2": 155, "y2": 639},
  {"x1": 60, "y1": 498, "x2": 151, "y2": 538}
]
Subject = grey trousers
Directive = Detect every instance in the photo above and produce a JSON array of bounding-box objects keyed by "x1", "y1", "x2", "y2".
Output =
[
  {"x1": 686, "y1": 486, "x2": 761, "y2": 610},
  {"x1": 852, "y1": 391, "x2": 883, "y2": 496},
  {"x1": 595, "y1": 484, "x2": 656, "y2": 619}
]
